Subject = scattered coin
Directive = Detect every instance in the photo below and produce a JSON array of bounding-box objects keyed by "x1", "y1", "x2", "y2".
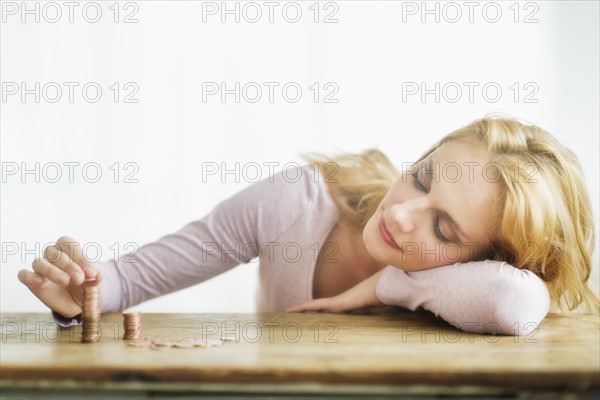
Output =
[
  {"x1": 117, "y1": 313, "x2": 236, "y2": 350},
  {"x1": 125, "y1": 335, "x2": 229, "y2": 350},
  {"x1": 192, "y1": 340, "x2": 209, "y2": 348},
  {"x1": 126, "y1": 341, "x2": 151, "y2": 348},
  {"x1": 173, "y1": 342, "x2": 195, "y2": 349},
  {"x1": 150, "y1": 341, "x2": 172, "y2": 348}
]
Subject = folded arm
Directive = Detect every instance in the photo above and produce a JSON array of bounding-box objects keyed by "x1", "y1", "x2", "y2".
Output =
[
  {"x1": 375, "y1": 260, "x2": 550, "y2": 335},
  {"x1": 287, "y1": 260, "x2": 550, "y2": 336}
]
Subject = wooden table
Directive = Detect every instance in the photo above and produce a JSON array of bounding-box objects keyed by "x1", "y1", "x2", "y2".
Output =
[{"x1": 1, "y1": 310, "x2": 598, "y2": 398}]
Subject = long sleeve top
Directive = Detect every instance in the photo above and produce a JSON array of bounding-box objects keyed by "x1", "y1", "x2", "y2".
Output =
[{"x1": 53, "y1": 164, "x2": 550, "y2": 335}]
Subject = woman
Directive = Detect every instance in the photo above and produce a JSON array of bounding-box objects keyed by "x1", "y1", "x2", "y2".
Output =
[{"x1": 18, "y1": 115, "x2": 599, "y2": 335}]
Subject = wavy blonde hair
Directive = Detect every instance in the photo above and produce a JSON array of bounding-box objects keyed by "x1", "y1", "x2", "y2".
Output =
[{"x1": 299, "y1": 115, "x2": 599, "y2": 314}]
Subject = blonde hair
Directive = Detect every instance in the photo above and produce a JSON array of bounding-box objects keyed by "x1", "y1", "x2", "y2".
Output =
[{"x1": 299, "y1": 115, "x2": 599, "y2": 314}]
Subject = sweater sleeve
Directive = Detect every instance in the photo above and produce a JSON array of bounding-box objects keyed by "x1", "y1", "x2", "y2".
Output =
[
  {"x1": 375, "y1": 260, "x2": 550, "y2": 335},
  {"x1": 52, "y1": 164, "x2": 316, "y2": 326}
]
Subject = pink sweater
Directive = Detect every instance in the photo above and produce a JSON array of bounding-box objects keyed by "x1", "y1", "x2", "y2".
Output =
[{"x1": 53, "y1": 164, "x2": 550, "y2": 335}]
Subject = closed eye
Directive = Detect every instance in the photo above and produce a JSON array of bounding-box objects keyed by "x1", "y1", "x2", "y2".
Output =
[{"x1": 411, "y1": 167, "x2": 451, "y2": 243}]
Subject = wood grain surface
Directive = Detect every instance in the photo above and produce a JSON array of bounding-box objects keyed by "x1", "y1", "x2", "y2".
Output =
[{"x1": 1, "y1": 310, "x2": 598, "y2": 392}]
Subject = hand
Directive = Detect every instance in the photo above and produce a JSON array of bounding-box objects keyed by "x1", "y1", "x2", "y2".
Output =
[
  {"x1": 286, "y1": 270, "x2": 386, "y2": 314},
  {"x1": 18, "y1": 236, "x2": 103, "y2": 318}
]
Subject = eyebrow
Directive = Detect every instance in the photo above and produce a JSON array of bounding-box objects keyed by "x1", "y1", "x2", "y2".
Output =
[{"x1": 428, "y1": 156, "x2": 471, "y2": 243}]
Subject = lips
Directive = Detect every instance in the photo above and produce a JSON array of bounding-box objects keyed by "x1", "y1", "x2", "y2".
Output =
[{"x1": 379, "y1": 216, "x2": 401, "y2": 251}]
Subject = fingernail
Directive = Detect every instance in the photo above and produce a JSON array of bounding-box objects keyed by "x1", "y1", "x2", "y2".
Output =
[{"x1": 83, "y1": 266, "x2": 96, "y2": 278}]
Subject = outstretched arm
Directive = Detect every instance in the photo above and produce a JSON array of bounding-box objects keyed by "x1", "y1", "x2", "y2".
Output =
[
  {"x1": 49, "y1": 164, "x2": 318, "y2": 326},
  {"x1": 288, "y1": 260, "x2": 550, "y2": 335}
]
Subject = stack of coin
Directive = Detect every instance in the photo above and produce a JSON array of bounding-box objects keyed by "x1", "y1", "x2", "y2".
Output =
[
  {"x1": 123, "y1": 312, "x2": 141, "y2": 342},
  {"x1": 81, "y1": 285, "x2": 100, "y2": 343}
]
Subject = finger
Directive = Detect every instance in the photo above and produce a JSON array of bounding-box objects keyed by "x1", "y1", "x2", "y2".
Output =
[
  {"x1": 81, "y1": 267, "x2": 103, "y2": 288},
  {"x1": 20, "y1": 270, "x2": 84, "y2": 318},
  {"x1": 31, "y1": 257, "x2": 70, "y2": 287},
  {"x1": 286, "y1": 299, "x2": 330, "y2": 313},
  {"x1": 44, "y1": 245, "x2": 85, "y2": 285},
  {"x1": 81, "y1": 263, "x2": 100, "y2": 281},
  {"x1": 17, "y1": 269, "x2": 45, "y2": 289},
  {"x1": 55, "y1": 236, "x2": 92, "y2": 275},
  {"x1": 286, "y1": 302, "x2": 311, "y2": 312}
]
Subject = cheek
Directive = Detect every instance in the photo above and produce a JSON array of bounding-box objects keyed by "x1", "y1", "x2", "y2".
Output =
[
  {"x1": 365, "y1": 209, "x2": 383, "y2": 243},
  {"x1": 381, "y1": 177, "x2": 411, "y2": 209}
]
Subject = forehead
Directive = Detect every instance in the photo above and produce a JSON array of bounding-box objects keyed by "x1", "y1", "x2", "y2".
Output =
[
  {"x1": 430, "y1": 140, "x2": 493, "y2": 183},
  {"x1": 428, "y1": 140, "x2": 502, "y2": 241}
]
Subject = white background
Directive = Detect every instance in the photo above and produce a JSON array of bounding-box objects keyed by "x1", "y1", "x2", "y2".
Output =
[{"x1": 1, "y1": 0, "x2": 598, "y2": 313}]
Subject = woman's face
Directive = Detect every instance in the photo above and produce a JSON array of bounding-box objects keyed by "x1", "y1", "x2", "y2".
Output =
[{"x1": 363, "y1": 140, "x2": 503, "y2": 272}]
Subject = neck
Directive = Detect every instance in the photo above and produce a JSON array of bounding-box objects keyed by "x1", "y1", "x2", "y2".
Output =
[{"x1": 343, "y1": 223, "x2": 388, "y2": 276}]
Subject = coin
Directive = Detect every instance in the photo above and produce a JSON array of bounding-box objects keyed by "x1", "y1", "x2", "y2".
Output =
[
  {"x1": 127, "y1": 341, "x2": 151, "y2": 348},
  {"x1": 123, "y1": 312, "x2": 141, "y2": 341},
  {"x1": 173, "y1": 342, "x2": 195, "y2": 349},
  {"x1": 81, "y1": 284, "x2": 100, "y2": 343},
  {"x1": 122, "y1": 328, "x2": 233, "y2": 350}
]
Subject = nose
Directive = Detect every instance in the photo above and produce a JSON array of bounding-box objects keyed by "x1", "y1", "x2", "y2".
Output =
[{"x1": 388, "y1": 198, "x2": 428, "y2": 234}]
